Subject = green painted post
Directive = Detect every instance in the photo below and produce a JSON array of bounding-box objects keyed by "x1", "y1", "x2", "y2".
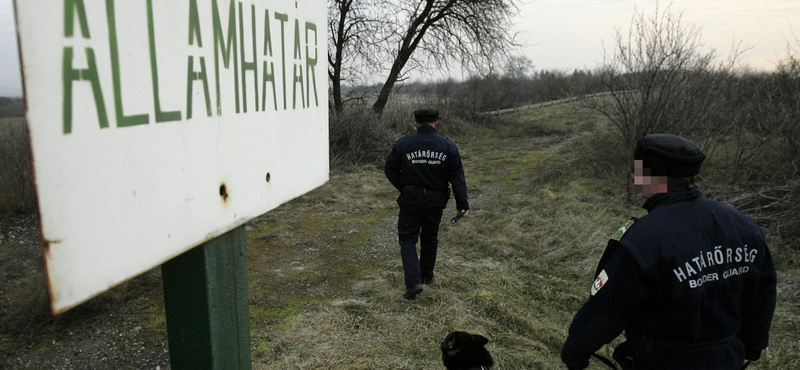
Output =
[{"x1": 162, "y1": 225, "x2": 252, "y2": 370}]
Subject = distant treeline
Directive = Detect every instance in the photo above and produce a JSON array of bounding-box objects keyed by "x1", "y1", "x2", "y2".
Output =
[
  {"x1": 0, "y1": 97, "x2": 24, "y2": 117},
  {"x1": 339, "y1": 68, "x2": 605, "y2": 114},
  {"x1": 329, "y1": 63, "x2": 799, "y2": 251}
]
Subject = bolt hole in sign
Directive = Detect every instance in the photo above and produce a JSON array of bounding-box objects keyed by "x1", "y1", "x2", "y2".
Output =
[{"x1": 14, "y1": 0, "x2": 328, "y2": 314}]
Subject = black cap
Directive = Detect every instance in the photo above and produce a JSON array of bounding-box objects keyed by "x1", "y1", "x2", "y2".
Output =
[
  {"x1": 414, "y1": 108, "x2": 439, "y2": 123},
  {"x1": 634, "y1": 134, "x2": 705, "y2": 177}
]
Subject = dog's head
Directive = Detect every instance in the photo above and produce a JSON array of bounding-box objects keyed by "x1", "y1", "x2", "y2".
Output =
[{"x1": 441, "y1": 331, "x2": 493, "y2": 370}]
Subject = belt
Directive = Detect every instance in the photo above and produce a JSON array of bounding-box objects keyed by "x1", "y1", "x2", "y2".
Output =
[
  {"x1": 416, "y1": 187, "x2": 444, "y2": 196},
  {"x1": 653, "y1": 334, "x2": 737, "y2": 348}
]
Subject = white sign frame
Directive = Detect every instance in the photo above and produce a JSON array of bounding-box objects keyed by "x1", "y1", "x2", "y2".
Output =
[{"x1": 15, "y1": 0, "x2": 328, "y2": 314}]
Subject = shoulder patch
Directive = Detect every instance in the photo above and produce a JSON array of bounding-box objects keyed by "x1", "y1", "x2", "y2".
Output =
[
  {"x1": 591, "y1": 269, "x2": 609, "y2": 296},
  {"x1": 610, "y1": 219, "x2": 636, "y2": 241}
]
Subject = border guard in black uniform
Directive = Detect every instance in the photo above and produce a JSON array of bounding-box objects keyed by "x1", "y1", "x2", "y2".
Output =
[
  {"x1": 561, "y1": 134, "x2": 777, "y2": 370},
  {"x1": 384, "y1": 108, "x2": 470, "y2": 300}
]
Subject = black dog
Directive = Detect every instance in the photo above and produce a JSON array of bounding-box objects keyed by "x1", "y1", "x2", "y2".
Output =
[{"x1": 441, "y1": 331, "x2": 494, "y2": 370}]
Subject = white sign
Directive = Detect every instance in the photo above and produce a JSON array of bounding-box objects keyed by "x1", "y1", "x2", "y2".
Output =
[{"x1": 15, "y1": 0, "x2": 328, "y2": 314}]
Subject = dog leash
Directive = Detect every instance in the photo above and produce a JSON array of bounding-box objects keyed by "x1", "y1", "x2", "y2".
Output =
[
  {"x1": 592, "y1": 353, "x2": 619, "y2": 370},
  {"x1": 591, "y1": 354, "x2": 750, "y2": 370}
]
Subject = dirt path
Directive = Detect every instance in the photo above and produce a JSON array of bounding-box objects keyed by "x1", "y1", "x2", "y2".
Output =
[
  {"x1": 0, "y1": 214, "x2": 170, "y2": 369},
  {"x1": 0, "y1": 103, "x2": 603, "y2": 369},
  {"x1": 0, "y1": 106, "x2": 573, "y2": 369},
  {"x1": 0, "y1": 167, "x2": 405, "y2": 369}
]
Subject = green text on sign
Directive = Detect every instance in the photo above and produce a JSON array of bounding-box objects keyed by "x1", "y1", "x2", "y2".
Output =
[{"x1": 62, "y1": 0, "x2": 319, "y2": 134}]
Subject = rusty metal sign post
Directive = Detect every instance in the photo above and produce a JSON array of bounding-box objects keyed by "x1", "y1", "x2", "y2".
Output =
[{"x1": 15, "y1": 0, "x2": 327, "y2": 368}]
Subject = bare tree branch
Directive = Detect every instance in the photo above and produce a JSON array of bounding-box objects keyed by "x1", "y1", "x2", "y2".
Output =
[{"x1": 329, "y1": 0, "x2": 519, "y2": 114}]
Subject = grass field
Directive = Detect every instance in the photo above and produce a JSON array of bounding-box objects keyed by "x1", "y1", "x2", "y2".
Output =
[
  {"x1": 1, "y1": 103, "x2": 797, "y2": 369},
  {"x1": 0, "y1": 116, "x2": 35, "y2": 213},
  {"x1": 243, "y1": 104, "x2": 799, "y2": 369}
]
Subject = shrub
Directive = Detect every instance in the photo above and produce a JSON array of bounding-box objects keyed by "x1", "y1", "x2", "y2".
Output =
[{"x1": 328, "y1": 110, "x2": 400, "y2": 168}]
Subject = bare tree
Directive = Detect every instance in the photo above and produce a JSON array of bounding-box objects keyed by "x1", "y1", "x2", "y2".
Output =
[
  {"x1": 581, "y1": 2, "x2": 756, "y2": 200},
  {"x1": 586, "y1": 3, "x2": 724, "y2": 154},
  {"x1": 359, "y1": 0, "x2": 519, "y2": 114},
  {"x1": 328, "y1": 0, "x2": 385, "y2": 114},
  {"x1": 715, "y1": 38, "x2": 800, "y2": 251},
  {"x1": 774, "y1": 35, "x2": 800, "y2": 162},
  {"x1": 502, "y1": 55, "x2": 534, "y2": 80}
]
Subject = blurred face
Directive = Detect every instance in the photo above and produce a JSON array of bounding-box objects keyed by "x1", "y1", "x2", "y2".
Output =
[
  {"x1": 415, "y1": 120, "x2": 438, "y2": 128},
  {"x1": 633, "y1": 160, "x2": 669, "y2": 198}
]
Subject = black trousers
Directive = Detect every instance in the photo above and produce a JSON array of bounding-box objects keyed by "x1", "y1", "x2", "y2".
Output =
[{"x1": 397, "y1": 206, "x2": 443, "y2": 288}]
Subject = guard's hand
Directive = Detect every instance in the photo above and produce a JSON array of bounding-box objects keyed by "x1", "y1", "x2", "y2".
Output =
[{"x1": 450, "y1": 209, "x2": 469, "y2": 224}]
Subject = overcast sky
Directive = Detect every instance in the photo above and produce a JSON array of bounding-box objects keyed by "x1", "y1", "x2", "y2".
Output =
[
  {"x1": 516, "y1": 0, "x2": 799, "y2": 73},
  {"x1": 1, "y1": 0, "x2": 798, "y2": 96},
  {"x1": 0, "y1": 0, "x2": 18, "y2": 96}
]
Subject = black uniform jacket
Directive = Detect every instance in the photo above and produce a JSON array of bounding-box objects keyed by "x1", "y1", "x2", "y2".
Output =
[
  {"x1": 561, "y1": 186, "x2": 777, "y2": 370},
  {"x1": 384, "y1": 125, "x2": 469, "y2": 211}
]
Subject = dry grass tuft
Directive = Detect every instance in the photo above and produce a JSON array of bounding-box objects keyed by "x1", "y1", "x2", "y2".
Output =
[{"x1": 0, "y1": 117, "x2": 36, "y2": 213}]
